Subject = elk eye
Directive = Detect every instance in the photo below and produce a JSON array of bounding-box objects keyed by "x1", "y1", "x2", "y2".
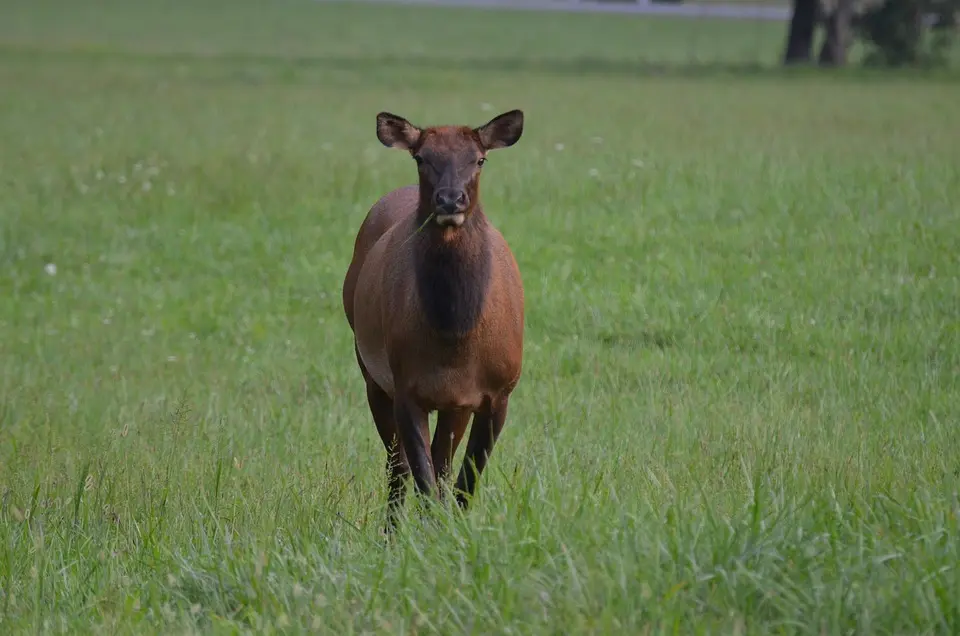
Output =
[
  {"x1": 413, "y1": 155, "x2": 424, "y2": 166},
  {"x1": 477, "y1": 157, "x2": 487, "y2": 167}
]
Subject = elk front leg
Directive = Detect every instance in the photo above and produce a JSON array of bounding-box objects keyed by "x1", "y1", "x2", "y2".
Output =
[
  {"x1": 432, "y1": 409, "x2": 471, "y2": 496},
  {"x1": 395, "y1": 396, "x2": 438, "y2": 499},
  {"x1": 455, "y1": 396, "x2": 509, "y2": 509}
]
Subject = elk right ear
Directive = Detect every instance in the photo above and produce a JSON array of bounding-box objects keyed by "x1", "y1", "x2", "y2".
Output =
[{"x1": 376, "y1": 112, "x2": 422, "y2": 150}]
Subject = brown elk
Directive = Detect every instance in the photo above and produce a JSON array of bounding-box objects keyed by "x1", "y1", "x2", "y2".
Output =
[{"x1": 342, "y1": 109, "x2": 525, "y2": 531}]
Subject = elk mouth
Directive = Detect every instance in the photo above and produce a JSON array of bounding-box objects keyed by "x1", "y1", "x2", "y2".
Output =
[{"x1": 435, "y1": 212, "x2": 466, "y2": 228}]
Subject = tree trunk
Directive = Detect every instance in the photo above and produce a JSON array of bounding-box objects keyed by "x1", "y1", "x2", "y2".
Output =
[
  {"x1": 818, "y1": 0, "x2": 855, "y2": 65},
  {"x1": 783, "y1": 0, "x2": 820, "y2": 64}
]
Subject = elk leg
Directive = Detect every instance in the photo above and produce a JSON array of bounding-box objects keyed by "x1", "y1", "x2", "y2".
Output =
[
  {"x1": 356, "y1": 345, "x2": 408, "y2": 532},
  {"x1": 432, "y1": 409, "x2": 471, "y2": 496},
  {"x1": 369, "y1": 382, "x2": 409, "y2": 532},
  {"x1": 455, "y1": 396, "x2": 509, "y2": 509},
  {"x1": 395, "y1": 397, "x2": 438, "y2": 498}
]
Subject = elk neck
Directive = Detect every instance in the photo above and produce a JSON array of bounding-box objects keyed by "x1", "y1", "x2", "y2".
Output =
[{"x1": 412, "y1": 206, "x2": 492, "y2": 339}]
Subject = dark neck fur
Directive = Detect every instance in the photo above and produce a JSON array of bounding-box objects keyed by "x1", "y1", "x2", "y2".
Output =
[{"x1": 413, "y1": 210, "x2": 492, "y2": 338}]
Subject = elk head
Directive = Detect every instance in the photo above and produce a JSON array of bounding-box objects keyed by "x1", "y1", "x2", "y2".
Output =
[{"x1": 376, "y1": 109, "x2": 524, "y2": 227}]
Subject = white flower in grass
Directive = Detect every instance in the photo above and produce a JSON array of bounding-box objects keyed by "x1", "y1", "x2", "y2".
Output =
[
  {"x1": 44, "y1": 263, "x2": 57, "y2": 276},
  {"x1": 554, "y1": 143, "x2": 565, "y2": 151}
]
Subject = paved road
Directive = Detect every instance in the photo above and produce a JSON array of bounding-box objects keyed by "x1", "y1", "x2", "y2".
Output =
[{"x1": 315, "y1": 0, "x2": 791, "y2": 21}]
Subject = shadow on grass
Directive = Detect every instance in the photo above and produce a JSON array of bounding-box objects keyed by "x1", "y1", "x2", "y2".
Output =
[
  {"x1": 240, "y1": 53, "x2": 960, "y2": 83},
  {"x1": 597, "y1": 329, "x2": 679, "y2": 350},
  {"x1": 5, "y1": 43, "x2": 959, "y2": 83},
  {"x1": 292, "y1": 54, "x2": 782, "y2": 79}
]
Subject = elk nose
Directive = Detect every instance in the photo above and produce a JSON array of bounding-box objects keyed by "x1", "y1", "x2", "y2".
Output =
[{"x1": 433, "y1": 188, "x2": 468, "y2": 214}]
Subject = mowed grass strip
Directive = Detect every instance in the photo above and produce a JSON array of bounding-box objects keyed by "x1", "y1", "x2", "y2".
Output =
[{"x1": 1, "y1": 0, "x2": 959, "y2": 633}]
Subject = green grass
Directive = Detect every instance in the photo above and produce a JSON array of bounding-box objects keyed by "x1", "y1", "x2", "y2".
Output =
[
  {"x1": 2, "y1": 0, "x2": 960, "y2": 633},
  {"x1": 2, "y1": 0, "x2": 791, "y2": 66}
]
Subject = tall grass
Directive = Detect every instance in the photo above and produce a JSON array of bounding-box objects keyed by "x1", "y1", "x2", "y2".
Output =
[{"x1": 1, "y1": 0, "x2": 959, "y2": 633}]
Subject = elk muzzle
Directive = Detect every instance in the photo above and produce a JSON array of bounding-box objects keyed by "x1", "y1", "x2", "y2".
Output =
[{"x1": 433, "y1": 188, "x2": 469, "y2": 227}]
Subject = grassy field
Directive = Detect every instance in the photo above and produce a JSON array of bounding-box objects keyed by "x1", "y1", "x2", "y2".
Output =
[{"x1": 2, "y1": 0, "x2": 960, "y2": 633}]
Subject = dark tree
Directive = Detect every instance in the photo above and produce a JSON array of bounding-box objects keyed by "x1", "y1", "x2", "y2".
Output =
[
  {"x1": 785, "y1": 0, "x2": 958, "y2": 68},
  {"x1": 819, "y1": 0, "x2": 855, "y2": 65},
  {"x1": 783, "y1": 0, "x2": 821, "y2": 64},
  {"x1": 856, "y1": 0, "x2": 943, "y2": 66}
]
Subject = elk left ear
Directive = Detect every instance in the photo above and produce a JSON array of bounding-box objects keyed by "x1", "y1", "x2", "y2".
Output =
[{"x1": 475, "y1": 109, "x2": 524, "y2": 151}]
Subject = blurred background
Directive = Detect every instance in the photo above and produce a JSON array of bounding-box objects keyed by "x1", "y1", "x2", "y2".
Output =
[
  {"x1": 1, "y1": 0, "x2": 958, "y2": 632},
  {"x1": 3, "y1": 0, "x2": 958, "y2": 70}
]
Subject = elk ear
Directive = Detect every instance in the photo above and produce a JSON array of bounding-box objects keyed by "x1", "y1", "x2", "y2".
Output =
[
  {"x1": 475, "y1": 109, "x2": 524, "y2": 151},
  {"x1": 376, "y1": 112, "x2": 422, "y2": 150}
]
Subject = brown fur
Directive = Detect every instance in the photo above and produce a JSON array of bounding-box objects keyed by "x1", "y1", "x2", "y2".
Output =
[{"x1": 342, "y1": 110, "x2": 525, "y2": 531}]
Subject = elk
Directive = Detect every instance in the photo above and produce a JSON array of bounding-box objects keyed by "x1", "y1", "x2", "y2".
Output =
[{"x1": 342, "y1": 109, "x2": 525, "y2": 531}]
